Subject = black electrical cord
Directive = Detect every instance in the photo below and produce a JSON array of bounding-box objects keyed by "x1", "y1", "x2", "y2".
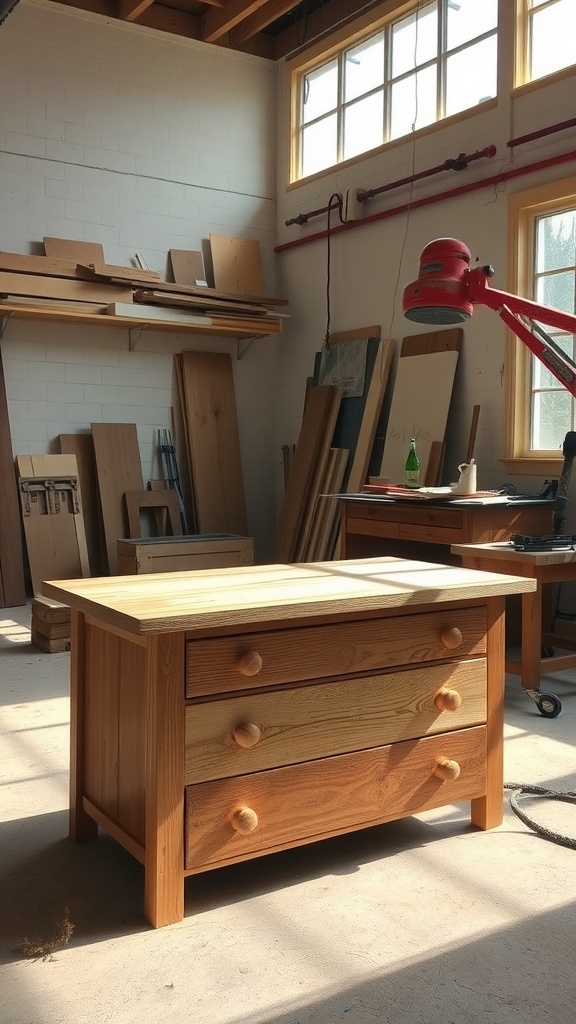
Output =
[
  {"x1": 324, "y1": 191, "x2": 345, "y2": 349},
  {"x1": 505, "y1": 783, "x2": 576, "y2": 850}
]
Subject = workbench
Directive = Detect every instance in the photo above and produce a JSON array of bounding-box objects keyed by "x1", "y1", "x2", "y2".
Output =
[
  {"x1": 43, "y1": 557, "x2": 534, "y2": 928},
  {"x1": 453, "y1": 542, "x2": 576, "y2": 717},
  {"x1": 341, "y1": 496, "x2": 553, "y2": 561}
]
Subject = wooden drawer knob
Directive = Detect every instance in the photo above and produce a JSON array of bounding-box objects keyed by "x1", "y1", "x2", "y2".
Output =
[
  {"x1": 232, "y1": 722, "x2": 261, "y2": 748},
  {"x1": 440, "y1": 626, "x2": 463, "y2": 650},
  {"x1": 237, "y1": 651, "x2": 263, "y2": 676},
  {"x1": 230, "y1": 806, "x2": 259, "y2": 835},
  {"x1": 433, "y1": 756, "x2": 461, "y2": 781},
  {"x1": 434, "y1": 688, "x2": 462, "y2": 712}
]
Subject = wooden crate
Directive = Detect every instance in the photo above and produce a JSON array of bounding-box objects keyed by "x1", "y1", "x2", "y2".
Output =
[{"x1": 116, "y1": 534, "x2": 254, "y2": 575}]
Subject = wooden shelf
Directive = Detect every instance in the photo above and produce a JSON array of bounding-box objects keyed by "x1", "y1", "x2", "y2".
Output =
[{"x1": 0, "y1": 302, "x2": 282, "y2": 344}]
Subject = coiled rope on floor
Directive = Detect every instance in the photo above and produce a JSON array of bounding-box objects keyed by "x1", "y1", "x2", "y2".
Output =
[{"x1": 504, "y1": 784, "x2": 576, "y2": 850}]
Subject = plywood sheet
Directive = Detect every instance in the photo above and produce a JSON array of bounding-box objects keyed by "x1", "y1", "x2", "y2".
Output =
[
  {"x1": 209, "y1": 234, "x2": 264, "y2": 296},
  {"x1": 91, "y1": 424, "x2": 143, "y2": 575},
  {"x1": 0, "y1": 351, "x2": 26, "y2": 606},
  {"x1": 58, "y1": 432, "x2": 104, "y2": 576},
  {"x1": 272, "y1": 385, "x2": 342, "y2": 563},
  {"x1": 16, "y1": 454, "x2": 89, "y2": 596},
  {"x1": 0, "y1": 271, "x2": 133, "y2": 304},
  {"x1": 169, "y1": 249, "x2": 207, "y2": 287},
  {"x1": 177, "y1": 352, "x2": 247, "y2": 536},
  {"x1": 379, "y1": 330, "x2": 462, "y2": 486},
  {"x1": 43, "y1": 237, "x2": 105, "y2": 263}
]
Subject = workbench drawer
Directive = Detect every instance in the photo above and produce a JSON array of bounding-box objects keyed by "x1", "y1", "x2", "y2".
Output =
[
  {"x1": 184, "y1": 725, "x2": 486, "y2": 872},
  {"x1": 184, "y1": 658, "x2": 486, "y2": 784},
  {"x1": 185, "y1": 606, "x2": 487, "y2": 697}
]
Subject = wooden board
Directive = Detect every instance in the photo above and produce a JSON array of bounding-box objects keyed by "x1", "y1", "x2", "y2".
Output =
[
  {"x1": 176, "y1": 352, "x2": 247, "y2": 536},
  {"x1": 0, "y1": 350, "x2": 26, "y2": 607},
  {"x1": 58, "y1": 432, "x2": 104, "y2": 576},
  {"x1": 116, "y1": 534, "x2": 254, "y2": 575},
  {"x1": 0, "y1": 271, "x2": 133, "y2": 304},
  {"x1": 272, "y1": 385, "x2": 342, "y2": 563},
  {"x1": 133, "y1": 289, "x2": 271, "y2": 317},
  {"x1": 379, "y1": 330, "x2": 462, "y2": 485},
  {"x1": 0, "y1": 251, "x2": 90, "y2": 279},
  {"x1": 91, "y1": 424, "x2": 144, "y2": 575},
  {"x1": 43, "y1": 237, "x2": 105, "y2": 262},
  {"x1": 169, "y1": 249, "x2": 207, "y2": 287},
  {"x1": 16, "y1": 454, "x2": 90, "y2": 596},
  {"x1": 209, "y1": 234, "x2": 264, "y2": 296},
  {"x1": 124, "y1": 489, "x2": 183, "y2": 539},
  {"x1": 77, "y1": 262, "x2": 161, "y2": 284},
  {"x1": 344, "y1": 336, "x2": 394, "y2": 493}
]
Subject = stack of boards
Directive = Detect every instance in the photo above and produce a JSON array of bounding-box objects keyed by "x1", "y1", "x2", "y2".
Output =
[{"x1": 31, "y1": 597, "x2": 71, "y2": 653}]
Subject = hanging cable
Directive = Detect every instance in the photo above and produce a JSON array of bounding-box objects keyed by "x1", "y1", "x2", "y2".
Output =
[{"x1": 324, "y1": 191, "x2": 344, "y2": 350}]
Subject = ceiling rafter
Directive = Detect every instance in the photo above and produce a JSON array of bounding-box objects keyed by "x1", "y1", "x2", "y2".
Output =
[
  {"x1": 229, "y1": 0, "x2": 301, "y2": 44},
  {"x1": 202, "y1": 0, "x2": 272, "y2": 43}
]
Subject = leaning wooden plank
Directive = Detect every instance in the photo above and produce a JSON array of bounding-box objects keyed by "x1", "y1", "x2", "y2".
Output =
[
  {"x1": 169, "y1": 249, "x2": 207, "y2": 287},
  {"x1": 91, "y1": 424, "x2": 144, "y2": 575},
  {"x1": 0, "y1": 251, "x2": 87, "y2": 278},
  {"x1": 272, "y1": 385, "x2": 342, "y2": 563},
  {"x1": 0, "y1": 272, "x2": 133, "y2": 304},
  {"x1": 299, "y1": 448, "x2": 343, "y2": 563},
  {"x1": 43, "y1": 237, "x2": 105, "y2": 262},
  {"x1": 312, "y1": 447, "x2": 349, "y2": 561},
  {"x1": 58, "y1": 432, "x2": 105, "y2": 576},
  {"x1": 293, "y1": 393, "x2": 342, "y2": 563},
  {"x1": 346, "y1": 337, "x2": 394, "y2": 493},
  {"x1": 0, "y1": 350, "x2": 26, "y2": 606},
  {"x1": 178, "y1": 352, "x2": 247, "y2": 536},
  {"x1": 209, "y1": 234, "x2": 265, "y2": 296},
  {"x1": 15, "y1": 454, "x2": 90, "y2": 596},
  {"x1": 77, "y1": 262, "x2": 161, "y2": 284}
]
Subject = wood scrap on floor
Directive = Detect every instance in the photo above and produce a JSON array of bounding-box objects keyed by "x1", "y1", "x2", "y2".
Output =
[
  {"x1": 15, "y1": 454, "x2": 90, "y2": 596},
  {"x1": 174, "y1": 352, "x2": 248, "y2": 536},
  {"x1": 31, "y1": 596, "x2": 71, "y2": 653},
  {"x1": 0, "y1": 349, "x2": 26, "y2": 607},
  {"x1": 123, "y1": 489, "x2": 183, "y2": 539},
  {"x1": 91, "y1": 423, "x2": 144, "y2": 575}
]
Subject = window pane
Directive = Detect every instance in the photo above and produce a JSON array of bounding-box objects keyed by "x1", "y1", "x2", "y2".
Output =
[
  {"x1": 447, "y1": 0, "x2": 497, "y2": 50},
  {"x1": 532, "y1": 335, "x2": 574, "y2": 388},
  {"x1": 301, "y1": 115, "x2": 337, "y2": 177},
  {"x1": 390, "y1": 65, "x2": 437, "y2": 140},
  {"x1": 302, "y1": 61, "x2": 338, "y2": 125},
  {"x1": 530, "y1": 0, "x2": 576, "y2": 80},
  {"x1": 343, "y1": 91, "x2": 384, "y2": 160},
  {"x1": 536, "y1": 271, "x2": 576, "y2": 314},
  {"x1": 345, "y1": 34, "x2": 384, "y2": 103},
  {"x1": 391, "y1": 2, "x2": 437, "y2": 78},
  {"x1": 445, "y1": 36, "x2": 497, "y2": 116},
  {"x1": 536, "y1": 212, "x2": 576, "y2": 273},
  {"x1": 531, "y1": 386, "x2": 572, "y2": 449}
]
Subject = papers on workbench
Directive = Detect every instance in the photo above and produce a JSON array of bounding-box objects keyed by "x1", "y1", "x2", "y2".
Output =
[{"x1": 328, "y1": 491, "x2": 512, "y2": 505}]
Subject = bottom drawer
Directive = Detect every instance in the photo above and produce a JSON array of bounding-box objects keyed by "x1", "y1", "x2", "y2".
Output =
[{"x1": 184, "y1": 725, "x2": 486, "y2": 872}]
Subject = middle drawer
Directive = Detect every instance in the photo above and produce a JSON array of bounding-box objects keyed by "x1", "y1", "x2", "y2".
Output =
[{"x1": 185, "y1": 658, "x2": 486, "y2": 784}]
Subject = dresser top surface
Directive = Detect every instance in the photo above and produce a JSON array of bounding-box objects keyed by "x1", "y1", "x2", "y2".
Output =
[{"x1": 42, "y1": 556, "x2": 536, "y2": 636}]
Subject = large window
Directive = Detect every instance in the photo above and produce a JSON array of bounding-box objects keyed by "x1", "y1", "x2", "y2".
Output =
[
  {"x1": 506, "y1": 182, "x2": 576, "y2": 469},
  {"x1": 519, "y1": 0, "x2": 576, "y2": 85},
  {"x1": 292, "y1": 0, "x2": 498, "y2": 182}
]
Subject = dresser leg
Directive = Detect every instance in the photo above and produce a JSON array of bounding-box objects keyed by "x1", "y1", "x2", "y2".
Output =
[
  {"x1": 471, "y1": 596, "x2": 505, "y2": 830},
  {"x1": 144, "y1": 633, "x2": 185, "y2": 927},
  {"x1": 69, "y1": 611, "x2": 97, "y2": 842}
]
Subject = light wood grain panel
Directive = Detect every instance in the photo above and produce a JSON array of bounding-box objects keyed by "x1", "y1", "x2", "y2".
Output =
[
  {"x1": 209, "y1": 234, "x2": 264, "y2": 295},
  {"x1": 118, "y1": 639, "x2": 147, "y2": 845},
  {"x1": 185, "y1": 659, "x2": 486, "y2": 784},
  {"x1": 69, "y1": 611, "x2": 98, "y2": 841},
  {"x1": 169, "y1": 249, "x2": 207, "y2": 286},
  {"x1": 58, "y1": 431, "x2": 104, "y2": 576},
  {"x1": 184, "y1": 726, "x2": 486, "y2": 871},
  {"x1": 471, "y1": 597, "x2": 504, "y2": 830},
  {"x1": 178, "y1": 351, "x2": 247, "y2": 535},
  {"x1": 91, "y1": 423, "x2": 143, "y2": 575},
  {"x1": 43, "y1": 236, "x2": 105, "y2": 262},
  {"x1": 0, "y1": 270, "x2": 132, "y2": 303},
  {"x1": 84, "y1": 622, "x2": 120, "y2": 818},
  {"x1": 42, "y1": 557, "x2": 537, "y2": 636},
  {"x1": 186, "y1": 605, "x2": 488, "y2": 697}
]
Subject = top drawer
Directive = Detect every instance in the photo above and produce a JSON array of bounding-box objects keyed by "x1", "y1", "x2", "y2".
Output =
[{"x1": 185, "y1": 605, "x2": 486, "y2": 697}]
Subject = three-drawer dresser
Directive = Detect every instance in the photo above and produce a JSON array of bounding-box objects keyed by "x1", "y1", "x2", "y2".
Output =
[{"x1": 43, "y1": 556, "x2": 534, "y2": 928}]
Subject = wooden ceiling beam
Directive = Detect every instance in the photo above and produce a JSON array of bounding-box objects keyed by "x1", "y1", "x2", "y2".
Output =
[
  {"x1": 230, "y1": 0, "x2": 300, "y2": 44},
  {"x1": 202, "y1": 0, "x2": 271, "y2": 43},
  {"x1": 119, "y1": 0, "x2": 155, "y2": 22}
]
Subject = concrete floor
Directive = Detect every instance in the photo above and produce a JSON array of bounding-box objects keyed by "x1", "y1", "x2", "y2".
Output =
[{"x1": 2, "y1": 601, "x2": 576, "y2": 1024}]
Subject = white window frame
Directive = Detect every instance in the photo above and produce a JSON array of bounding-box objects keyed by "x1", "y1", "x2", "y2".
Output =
[
  {"x1": 504, "y1": 179, "x2": 576, "y2": 475},
  {"x1": 289, "y1": 0, "x2": 498, "y2": 184}
]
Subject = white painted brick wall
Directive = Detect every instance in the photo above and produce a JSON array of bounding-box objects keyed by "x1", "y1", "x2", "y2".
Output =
[{"x1": 0, "y1": 0, "x2": 279, "y2": 561}]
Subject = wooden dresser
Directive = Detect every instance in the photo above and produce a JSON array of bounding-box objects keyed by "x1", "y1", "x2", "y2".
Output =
[{"x1": 43, "y1": 557, "x2": 534, "y2": 928}]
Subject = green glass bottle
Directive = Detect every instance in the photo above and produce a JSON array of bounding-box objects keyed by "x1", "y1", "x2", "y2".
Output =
[{"x1": 405, "y1": 437, "x2": 420, "y2": 488}]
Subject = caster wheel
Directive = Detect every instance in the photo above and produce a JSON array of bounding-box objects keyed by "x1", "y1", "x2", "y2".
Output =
[
  {"x1": 541, "y1": 645, "x2": 555, "y2": 658},
  {"x1": 536, "y1": 693, "x2": 562, "y2": 718}
]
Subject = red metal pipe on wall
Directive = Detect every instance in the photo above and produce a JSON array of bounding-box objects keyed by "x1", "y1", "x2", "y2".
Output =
[
  {"x1": 274, "y1": 149, "x2": 576, "y2": 255},
  {"x1": 507, "y1": 116, "x2": 576, "y2": 148}
]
